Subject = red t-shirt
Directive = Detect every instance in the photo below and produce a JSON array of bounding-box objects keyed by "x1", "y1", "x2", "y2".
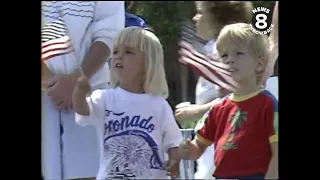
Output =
[{"x1": 196, "y1": 89, "x2": 278, "y2": 177}]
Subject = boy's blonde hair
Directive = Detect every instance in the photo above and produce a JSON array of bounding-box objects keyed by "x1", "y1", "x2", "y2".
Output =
[
  {"x1": 216, "y1": 23, "x2": 270, "y2": 85},
  {"x1": 111, "y1": 27, "x2": 169, "y2": 98}
]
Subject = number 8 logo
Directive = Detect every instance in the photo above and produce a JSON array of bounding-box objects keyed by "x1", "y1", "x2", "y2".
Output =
[{"x1": 255, "y1": 14, "x2": 268, "y2": 30}]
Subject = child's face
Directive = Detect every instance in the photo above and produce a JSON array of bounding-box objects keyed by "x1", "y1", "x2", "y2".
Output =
[
  {"x1": 193, "y1": 6, "x2": 215, "y2": 40},
  {"x1": 112, "y1": 45, "x2": 145, "y2": 86},
  {"x1": 219, "y1": 44, "x2": 263, "y2": 83}
]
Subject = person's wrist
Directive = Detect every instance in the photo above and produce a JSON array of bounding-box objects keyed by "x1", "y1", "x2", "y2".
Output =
[
  {"x1": 71, "y1": 69, "x2": 82, "y2": 82},
  {"x1": 74, "y1": 86, "x2": 88, "y2": 98}
]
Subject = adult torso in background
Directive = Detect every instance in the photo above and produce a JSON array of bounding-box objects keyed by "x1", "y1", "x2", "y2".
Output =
[
  {"x1": 266, "y1": 58, "x2": 278, "y2": 100},
  {"x1": 195, "y1": 40, "x2": 221, "y2": 105},
  {"x1": 42, "y1": 1, "x2": 110, "y2": 87}
]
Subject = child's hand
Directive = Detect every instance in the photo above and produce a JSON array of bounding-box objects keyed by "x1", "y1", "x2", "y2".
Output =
[
  {"x1": 75, "y1": 75, "x2": 91, "y2": 96},
  {"x1": 179, "y1": 139, "x2": 198, "y2": 160},
  {"x1": 165, "y1": 159, "x2": 180, "y2": 179},
  {"x1": 175, "y1": 105, "x2": 198, "y2": 122}
]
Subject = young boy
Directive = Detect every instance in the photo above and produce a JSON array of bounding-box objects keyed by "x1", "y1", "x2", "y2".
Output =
[
  {"x1": 176, "y1": 2, "x2": 253, "y2": 179},
  {"x1": 180, "y1": 23, "x2": 279, "y2": 179},
  {"x1": 176, "y1": 1, "x2": 253, "y2": 123}
]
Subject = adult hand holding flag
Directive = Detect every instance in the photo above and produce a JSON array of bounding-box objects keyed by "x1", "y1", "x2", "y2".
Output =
[
  {"x1": 41, "y1": 18, "x2": 73, "y2": 62},
  {"x1": 41, "y1": 18, "x2": 74, "y2": 92}
]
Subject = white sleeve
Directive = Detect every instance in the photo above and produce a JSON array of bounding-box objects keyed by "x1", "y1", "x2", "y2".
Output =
[
  {"x1": 92, "y1": 1, "x2": 125, "y2": 49},
  {"x1": 266, "y1": 77, "x2": 278, "y2": 100},
  {"x1": 75, "y1": 89, "x2": 106, "y2": 126},
  {"x1": 161, "y1": 101, "x2": 183, "y2": 152}
]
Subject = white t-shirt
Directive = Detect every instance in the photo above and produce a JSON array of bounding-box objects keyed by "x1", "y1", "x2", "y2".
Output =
[
  {"x1": 195, "y1": 40, "x2": 221, "y2": 105},
  {"x1": 75, "y1": 87, "x2": 182, "y2": 179},
  {"x1": 42, "y1": 1, "x2": 125, "y2": 87}
]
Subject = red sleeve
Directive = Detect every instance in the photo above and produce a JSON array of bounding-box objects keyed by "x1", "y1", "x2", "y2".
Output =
[
  {"x1": 195, "y1": 107, "x2": 216, "y2": 146},
  {"x1": 265, "y1": 97, "x2": 278, "y2": 144}
]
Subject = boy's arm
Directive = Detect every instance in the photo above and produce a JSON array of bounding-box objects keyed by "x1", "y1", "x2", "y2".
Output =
[
  {"x1": 186, "y1": 138, "x2": 210, "y2": 160},
  {"x1": 183, "y1": 107, "x2": 216, "y2": 160},
  {"x1": 265, "y1": 99, "x2": 279, "y2": 179}
]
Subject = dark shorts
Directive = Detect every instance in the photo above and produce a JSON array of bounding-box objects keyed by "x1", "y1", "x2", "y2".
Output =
[{"x1": 215, "y1": 174, "x2": 265, "y2": 180}]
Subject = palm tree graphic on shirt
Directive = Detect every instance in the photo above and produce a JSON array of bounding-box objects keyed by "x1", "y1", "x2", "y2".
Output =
[{"x1": 221, "y1": 108, "x2": 248, "y2": 150}]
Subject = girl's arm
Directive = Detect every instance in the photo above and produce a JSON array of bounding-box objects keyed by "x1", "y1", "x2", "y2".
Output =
[
  {"x1": 166, "y1": 147, "x2": 181, "y2": 177},
  {"x1": 161, "y1": 101, "x2": 183, "y2": 177},
  {"x1": 72, "y1": 77, "x2": 106, "y2": 126},
  {"x1": 73, "y1": 86, "x2": 90, "y2": 116}
]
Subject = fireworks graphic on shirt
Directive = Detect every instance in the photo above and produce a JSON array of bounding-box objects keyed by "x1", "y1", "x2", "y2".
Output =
[{"x1": 104, "y1": 135, "x2": 153, "y2": 178}]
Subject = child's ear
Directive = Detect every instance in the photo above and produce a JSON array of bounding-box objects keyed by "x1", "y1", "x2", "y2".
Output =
[{"x1": 255, "y1": 57, "x2": 265, "y2": 73}]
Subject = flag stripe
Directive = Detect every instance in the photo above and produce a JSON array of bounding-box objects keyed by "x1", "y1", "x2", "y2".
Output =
[
  {"x1": 178, "y1": 41, "x2": 237, "y2": 91},
  {"x1": 180, "y1": 46, "x2": 237, "y2": 88},
  {"x1": 41, "y1": 18, "x2": 72, "y2": 62},
  {"x1": 179, "y1": 44, "x2": 232, "y2": 77},
  {"x1": 42, "y1": 50, "x2": 73, "y2": 62},
  {"x1": 179, "y1": 41, "x2": 231, "y2": 73},
  {"x1": 180, "y1": 56, "x2": 236, "y2": 91},
  {"x1": 42, "y1": 44, "x2": 72, "y2": 58},
  {"x1": 179, "y1": 20, "x2": 237, "y2": 91},
  {"x1": 180, "y1": 53, "x2": 236, "y2": 91}
]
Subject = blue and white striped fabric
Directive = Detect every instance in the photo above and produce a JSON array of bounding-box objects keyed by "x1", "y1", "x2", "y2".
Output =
[{"x1": 179, "y1": 129, "x2": 195, "y2": 179}]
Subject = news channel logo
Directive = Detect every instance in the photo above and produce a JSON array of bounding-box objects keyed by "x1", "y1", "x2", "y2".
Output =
[{"x1": 250, "y1": 7, "x2": 274, "y2": 35}]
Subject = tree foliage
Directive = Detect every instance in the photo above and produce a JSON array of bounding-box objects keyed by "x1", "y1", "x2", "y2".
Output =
[{"x1": 132, "y1": 1, "x2": 275, "y2": 45}]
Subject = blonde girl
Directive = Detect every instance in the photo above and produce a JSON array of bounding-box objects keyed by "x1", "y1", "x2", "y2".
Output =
[{"x1": 72, "y1": 27, "x2": 182, "y2": 179}]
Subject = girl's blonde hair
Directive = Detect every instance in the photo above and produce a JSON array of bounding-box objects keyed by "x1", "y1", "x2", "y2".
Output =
[
  {"x1": 216, "y1": 23, "x2": 270, "y2": 85},
  {"x1": 111, "y1": 27, "x2": 169, "y2": 98}
]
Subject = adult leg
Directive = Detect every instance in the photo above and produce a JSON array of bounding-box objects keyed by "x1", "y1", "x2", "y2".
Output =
[{"x1": 42, "y1": 93, "x2": 62, "y2": 180}]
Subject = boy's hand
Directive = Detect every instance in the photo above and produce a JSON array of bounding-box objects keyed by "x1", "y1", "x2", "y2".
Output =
[
  {"x1": 179, "y1": 139, "x2": 194, "y2": 159},
  {"x1": 75, "y1": 75, "x2": 91, "y2": 96},
  {"x1": 165, "y1": 160, "x2": 180, "y2": 179}
]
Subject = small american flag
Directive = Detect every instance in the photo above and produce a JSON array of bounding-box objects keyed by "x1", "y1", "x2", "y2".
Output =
[
  {"x1": 178, "y1": 20, "x2": 237, "y2": 92},
  {"x1": 41, "y1": 18, "x2": 73, "y2": 62}
]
